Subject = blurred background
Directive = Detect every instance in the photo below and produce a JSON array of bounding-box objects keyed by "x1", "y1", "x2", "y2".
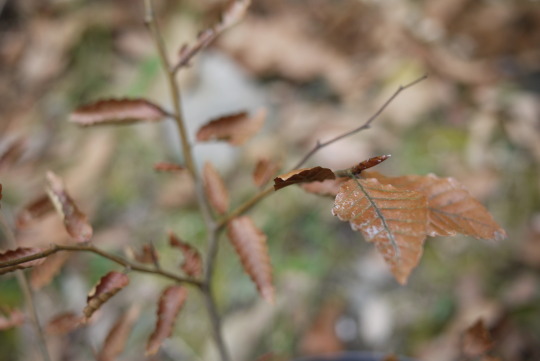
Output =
[{"x1": 1, "y1": 0, "x2": 539, "y2": 360}]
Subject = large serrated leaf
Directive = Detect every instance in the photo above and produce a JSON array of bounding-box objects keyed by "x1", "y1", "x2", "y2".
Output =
[
  {"x1": 227, "y1": 216, "x2": 274, "y2": 302},
  {"x1": 363, "y1": 172, "x2": 507, "y2": 240},
  {"x1": 332, "y1": 178, "x2": 428, "y2": 284}
]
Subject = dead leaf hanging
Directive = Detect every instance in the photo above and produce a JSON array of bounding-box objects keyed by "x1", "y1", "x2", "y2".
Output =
[
  {"x1": 132, "y1": 243, "x2": 159, "y2": 265},
  {"x1": 363, "y1": 172, "x2": 507, "y2": 240},
  {"x1": 332, "y1": 178, "x2": 428, "y2": 284},
  {"x1": 46, "y1": 312, "x2": 84, "y2": 335},
  {"x1": 168, "y1": 232, "x2": 203, "y2": 277},
  {"x1": 70, "y1": 98, "x2": 168, "y2": 126},
  {"x1": 253, "y1": 158, "x2": 281, "y2": 187},
  {"x1": 203, "y1": 162, "x2": 230, "y2": 214},
  {"x1": 84, "y1": 271, "x2": 129, "y2": 319},
  {"x1": 274, "y1": 166, "x2": 336, "y2": 191},
  {"x1": 30, "y1": 252, "x2": 70, "y2": 289},
  {"x1": 196, "y1": 108, "x2": 266, "y2": 146},
  {"x1": 153, "y1": 162, "x2": 185, "y2": 172},
  {"x1": 461, "y1": 319, "x2": 495, "y2": 358},
  {"x1": 0, "y1": 247, "x2": 45, "y2": 275},
  {"x1": 15, "y1": 194, "x2": 54, "y2": 229},
  {"x1": 227, "y1": 216, "x2": 274, "y2": 302},
  {"x1": 146, "y1": 286, "x2": 188, "y2": 356},
  {"x1": 98, "y1": 306, "x2": 140, "y2": 361},
  {"x1": 46, "y1": 171, "x2": 93, "y2": 243}
]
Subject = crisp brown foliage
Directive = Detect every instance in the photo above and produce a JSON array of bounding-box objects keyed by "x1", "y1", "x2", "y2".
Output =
[
  {"x1": 153, "y1": 162, "x2": 185, "y2": 172},
  {"x1": 227, "y1": 216, "x2": 274, "y2": 302},
  {"x1": 84, "y1": 271, "x2": 130, "y2": 319},
  {"x1": 333, "y1": 178, "x2": 428, "y2": 284},
  {"x1": 46, "y1": 171, "x2": 93, "y2": 242},
  {"x1": 132, "y1": 243, "x2": 159, "y2": 265},
  {"x1": 168, "y1": 232, "x2": 203, "y2": 277},
  {"x1": 461, "y1": 319, "x2": 495, "y2": 359},
  {"x1": 363, "y1": 172, "x2": 507, "y2": 240},
  {"x1": 146, "y1": 286, "x2": 188, "y2": 356},
  {"x1": 253, "y1": 158, "x2": 281, "y2": 187},
  {"x1": 30, "y1": 252, "x2": 70, "y2": 289},
  {"x1": 70, "y1": 98, "x2": 167, "y2": 126},
  {"x1": 0, "y1": 247, "x2": 45, "y2": 275},
  {"x1": 274, "y1": 166, "x2": 336, "y2": 191},
  {"x1": 15, "y1": 194, "x2": 54, "y2": 229},
  {"x1": 349, "y1": 155, "x2": 391, "y2": 175},
  {"x1": 196, "y1": 109, "x2": 266, "y2": 146},
  {"x1": 203, "y1": 162, "x2": 230, "y2": 214},
  {"x1": 98, "y1": 306, "x2": 139, "y2": 361},
  {"x1": 45, "y1": 312, "x2": 84, "y2": 335},
  {"x1": 0, "y1": 309, "x2": 24, "y2": 330}
]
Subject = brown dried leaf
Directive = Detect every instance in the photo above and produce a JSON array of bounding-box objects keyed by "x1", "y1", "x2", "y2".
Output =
[
  {"x1": 16, "y1": 194, "x2": 54, "y2": 229},
  {"x1": 168, "y1": 232, "x2": 203, "y2": 278},
  {"x1": 98, "y1": 306, "x2": 140, "y2": 361},
  {"x1": 253, "y1": 158, "x2": 280, "y2": 187},
  {"x1": 462, "y1": 319, "x2": 495, "y2": 358},
  {"x1": 0, "y1": 247, "x2": 45, "y2": 275},
  {"x1": 0, "y1": 183, "x2": 2, "y2": 202},
  {"x1": 30, "y1": 252, "x2": 70, "y2": 289},
  {"x1": 46, "y1": 312, "x2": 84, "y2": 335},
  {"x1": 217, "y1": 0, "x2": 251, "y2": 31},
  {"x1": 70, "y1": 98, "x2": 168, "y2": 126},
  {"x1": 349, "y1": 155, "x2": 391, "y2": 175},
  {"x1": 153, "y1": 162, "x2": 185, "y2": 172},
  {"x1": 227, "y1": 216, "x2": 274, "y2": 302},
  {"x1": 146, "y1": 286, "x2": 188, "y2": 356},
  {"x1": 363, "y1": 172, "x2": 507, "y2": 240},
  {"x1": 203, "y1": 162, "x2": 229, "y2": 214},
  {"x1": 0, "y1": 309, "x2": 25, "y2": 330},
  {"x1": 46, "y1": 171, "x2": 93, "y2": 243},
  {"x1": 332, "y1": 178, "x2": 428, "y2": 284},
  {"x1": 301, "y1": 178, "x2": 349, "y2": 197},
  {"x1": 133, "y1": 243, "x2": 159, "y2": 265},
  {"x1": 196, "y1": 108, "x2": 266, "y2": 146},
  {"x1": 84, "y1": 271, "x2": 129, "y2": 319},
  {"x1": 274, "y1": 167, "x2": 336, "y2": 191}
]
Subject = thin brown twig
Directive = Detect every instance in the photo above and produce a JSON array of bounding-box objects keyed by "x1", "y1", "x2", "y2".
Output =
[
  {"x1": 0, "y1": 211, "x2": 51, "y2": 361},
  {"x1": 217, "y1": 75, "x2": 428, "y2": 228},
  {"x1": 0, "y1": 243, "x2": 203, "y2": 288}
]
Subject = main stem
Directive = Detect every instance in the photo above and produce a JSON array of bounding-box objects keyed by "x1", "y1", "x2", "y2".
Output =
[{"x1": 143, "y1": 2, "x2": 229, "y2": 361}]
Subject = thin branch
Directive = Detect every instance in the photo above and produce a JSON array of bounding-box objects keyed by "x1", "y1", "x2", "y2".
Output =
[
  {"x1": 201, "y1": 284, "x2": 231, "y2": 361},
  {"x1": 216, "y1": 75, "x2": 428, "y2": 227},
  {"x1": 293, "y1": 74, "x2": 428, "y2": 169},
  {"x1": 0, "y1": 243, "x2": 203, "y2": 288},
  {"x1": 0, "y1": 211, "x2": 51, "y2": 361}
]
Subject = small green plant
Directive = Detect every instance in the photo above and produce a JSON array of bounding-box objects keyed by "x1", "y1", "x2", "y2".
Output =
[{"x1": 0, "y1": 1, "x2": 505, "y2": 361}]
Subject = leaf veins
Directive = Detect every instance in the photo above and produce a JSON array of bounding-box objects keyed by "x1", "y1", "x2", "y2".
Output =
[
  {"x1": 146, "y1": 286, "x2": 188, "y2": 356},
  {"x1": 70, "y1": 98, "x2": 168, "y2": 126},
  {"x1": 84, "y1": 271, "x2": 129, "y2": 319},
  {"x1": 332, "y1": 178, "x2": 428, "y2": 284},
  {"x1": 227, "y1": 216, "x2": 274, "y2": 302}
]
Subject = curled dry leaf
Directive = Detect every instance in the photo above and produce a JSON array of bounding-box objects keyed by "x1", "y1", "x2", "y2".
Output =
[
  {"x1": 153, "y1": 162, "x2": 185, "y2": 172},
  {"x1": 349, "y1": 155, "x2": 391, "y2": 175},
  {"x1": 0, "y1": 247, "x2": 45, "y2": 275},
  {"x1": 84, "y1": 271, "x2": 130, "y2": 319},
  {"x1": 46, "y1": 171, "x2": 93, "y2": 243},
  {"x1": 274, "y1": 166, "x2": 336, "y2": 191},
  {"x1": 146, "y1": 286, "x2": 188, "y2": 356},
  {"x1": 203, "y1": 162, "x2": 229, "y2": 214},
  {"x1": 196, "y1": 108, "x2": 266, "y2": 146},
  {"x1": 0, "y1": 309, "x2": 25, "y2": 330},
  {"x1": 16, "y1": 194, "x2": 54, "y2": 229},
  {"x1": 227, "y1": 216, "x2": 274, "y2": 302},
  {"x1": 133, "y1": 243, "x2": 159, "y2": 265},
  {"x1": 46, "y1": 312, "x2": 84, "y2": 335},
  {"x1": 253, "y1": 158, "x2": 281, "y2": 187},
  {"x1": 332, "y1": 178, "x2": 428, "y2": 284},
  {"x1": 70, "y1": 98, "x2": 167, "y2": 126},
  {"x1": 30, "y1": 252, "x2": 70, "y2": 289},
  {"x1": 461, "y1": 319, "x2": 495, "y2": 358},
  {"x1": 168, "y1": 232, "x2": 203, "y2": 277},
  {"x1": 363, "y1": 172, "x2": 507, "y2": 240},
  {"x1": 98, "y1": 306, "x2": 140, "y2": 361}
]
